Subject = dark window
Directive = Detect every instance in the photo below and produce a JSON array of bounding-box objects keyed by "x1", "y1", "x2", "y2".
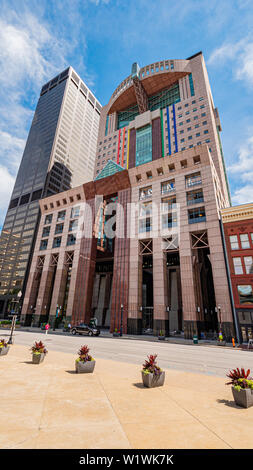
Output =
[
  {"x1": 188, "y1": 207, "x2": 206, "y2": 224},
  {"x1": 9, "y1": 198, "x2": 19, "y2": 209},
  {"x1": 67, "y1": 233, "x2": 76, "y2": 246},
  {"x1": 20, "y1": 193, "x2": 30, "y2": 205},
  {"x1": 31, "y1": 189, "x2": 42, "y2": 201},
  {"x1": 42, "y1": 226, "x2": 50, "y2": 238},
  {"x1": 57, "y1": 210, "x2": 66, "y2": 221},
  {"x1": 53, "y1": 237, "x2": 61, "y2": 248},
  {"x1": 40, "y1": 239, "x2": 48, "y2": 251},
  {"x1": 44, "y1": 214, "x2": 53, "y2": 225},
  {"x1": 55, "y1": 223, "x2": 64, "y2": 234}
]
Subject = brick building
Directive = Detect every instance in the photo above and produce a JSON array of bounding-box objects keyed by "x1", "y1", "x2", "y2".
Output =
[{"x1": 221, "y1": 203, "x2": 253, "y2": 342}]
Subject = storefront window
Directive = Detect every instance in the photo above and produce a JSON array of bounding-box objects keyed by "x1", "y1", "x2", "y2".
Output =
[{"x1": 237, "y1": 285, "x2": 253, "y2": 305}]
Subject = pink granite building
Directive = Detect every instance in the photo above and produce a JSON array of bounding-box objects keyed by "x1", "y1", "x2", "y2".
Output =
[{"x1": 21, "y1": 53, "x2": 235, "y2": 339}]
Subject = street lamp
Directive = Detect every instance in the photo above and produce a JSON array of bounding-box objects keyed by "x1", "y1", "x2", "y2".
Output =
[
  {"x1": 30, "y1": 305, "x2": 34, "y2": 326},
  {"x1": 120, "y1": 304, "x2": 123, "y2": 337},
  {"x1": 217, "y1": 305, "x2": 222, "y2": 331}
]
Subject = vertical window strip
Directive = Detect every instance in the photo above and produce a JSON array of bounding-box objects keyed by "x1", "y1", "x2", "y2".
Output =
[
  {"x1": 172, "y1": 104, "x2": 178, "y2": 153},
  {"x1": 117, "y1": 129, "x2": 121, "y2": 164},
  {"x1": 189, "y1": 73, "x2": 195, "y2": 96},
  {"x1": 160, "y1": 109, "x2": 165, "y2": 157},
  {"x1": 127, "y1": 129, "x2": 130, "y2": 169},
  {"x1": 166, "y1": 106, "x2": 171, "y2": 155},
  {"x1": 121, "y1": 127, "x2": 126, "y2": 166},
  {"x1": 105, "y1": 115, "x2": 109, "y2": 136}
]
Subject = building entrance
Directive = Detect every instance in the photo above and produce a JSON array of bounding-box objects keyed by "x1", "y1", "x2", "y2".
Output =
[
  {"x1": 92, "y1": 261, "x2": 113, "y2": 328},
  {"x1": 142, "y1": 254, "x2": 153, "y2": 334}
]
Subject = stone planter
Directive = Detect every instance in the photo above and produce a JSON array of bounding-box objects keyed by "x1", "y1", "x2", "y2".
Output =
[
  {"x1": 232, "y1": 387, "x2": 253, "y2": 408},
  {"x1": 217, "y1": 341, "x2": 226, "y2": 346},
  {"x1": 142, "y1": 371, "x2": 165, "y2": 388},
  {"x1": 113, "y1": 332, "x2": 120, "y2": 337},
  {"x1": 32, "y1": 353, "x2": 45, "y2": 364},
  {"x1": 75, "y1": 360, "x2": 96, "y2": 374},
  {"x1": 0, "y1": 346, "x2": 10, "y2": 356},
  {"x1": 158, "y1": 336, "x2": 166, "y2": 341}
]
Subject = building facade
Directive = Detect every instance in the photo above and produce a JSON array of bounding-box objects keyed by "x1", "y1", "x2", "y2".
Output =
[
  {"x1": 221, "y1": 204, "x2": 253, "y2": 342},
  {"x1": 21, "y1": 144, "x2": 234, "y2": 339},
  {"x1": 0, "y1": 66, "x2": 101, "y2": 318},
  {"x1": 21, "y1": 53, "x2": 236, "y2": 339}
]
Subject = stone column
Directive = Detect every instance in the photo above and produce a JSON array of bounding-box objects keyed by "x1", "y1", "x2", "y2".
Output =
[
  {"x1": 208, "y1": 225, "x2": 235, "y2": 340},
  {"x1": 128, "y1": 235, "x2": 142, "y2": 334},
  {"x1": 153, "y1": 237, "x2": 169, "y2": 335},
  {"x1": 71, "y1": 199, "x2": 97, "y2": 325},
  {"x1": 34, "y1": 254, "x2": 55, "y2": 326},
  {"x1": 48, "y1": 251, "x2": 68, "y2": 325},
  {"x1": 110, "y1": 188, "x2": 131, "y2": 333}
]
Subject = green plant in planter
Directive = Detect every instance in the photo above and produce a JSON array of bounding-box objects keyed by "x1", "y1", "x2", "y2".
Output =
[
  {"x1": 142, "y1": 354, "x2": 162, "y2": 376},
  {"x1": 30, "y1": 341, "x2": 48, "y2": 355},
  {"x1": 226, "y1": 368, "x2": 253, "y2": 408},
  {"x1": 233, "y1": 379, "x2": 253, "y2": 391},
  {"x1": 75, "y1": 345, "x2": 95, "y2": 373},
  {"x1": 226, "y1": 367, "x2": 251, "y2": 387},
  {"x1": 0, "y1": 339, "x2": 8, "y2": 348},
  {"x1": 142, "y1": 354, "x2": 165, "y2": 388},
  {"x1": 76, "y1": 345, "x2": 94, "y2": 364}
]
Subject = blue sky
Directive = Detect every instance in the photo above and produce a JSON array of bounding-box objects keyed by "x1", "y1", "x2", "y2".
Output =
[{"x1": 0, "y1": 0, "x2": 253, "y2": 228}]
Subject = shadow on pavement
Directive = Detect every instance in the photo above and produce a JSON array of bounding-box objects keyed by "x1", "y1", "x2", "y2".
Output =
[
  {"x1": 132, "y1": 382, "x2": 146, "y2": 389},
  {"x1": 216, "y1": 398, "x2": 240, "y2": 409}
]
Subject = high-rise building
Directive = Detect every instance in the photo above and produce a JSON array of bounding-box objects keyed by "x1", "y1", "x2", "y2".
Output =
[
  {"x1": 22, "y1": 53, "x2": 236, "y2": 340},
  {"x1": 0, "y1": 66, "x2": 101, "y2": 317},
  {"x1": 94, "y1": 53, "x2": 230, "y2": 206}
]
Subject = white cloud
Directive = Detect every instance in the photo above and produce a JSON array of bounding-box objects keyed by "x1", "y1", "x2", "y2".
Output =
[
  {"x1": 208, "y1": 37, "x2": 253, "y2": 86},
  {"x1": 0, "y1": 11, "x2": 71, "y2": 225},
  {"x1": 0, "y1": 166, "x2": 15, "y2": 227},
  {"x1": 0, "y1": 14, "x2": 68, "y2": 90},
  {"x1": 231, "y1": 185, "x2": 253, "y2": 206},
  {"x1": 228, "y1": 134, "x2": 253, "y2": 181},
  {"x1": 0, "y1": 130, "x2": 26, "y2": 174},
  {"x1": 228, "y1": 132, "x2": 253, "y2": 205}
]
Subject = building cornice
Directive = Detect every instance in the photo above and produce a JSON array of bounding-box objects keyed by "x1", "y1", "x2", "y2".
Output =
[{"x1": 221, "y1": 203, "x2": 253, "y2": 223}]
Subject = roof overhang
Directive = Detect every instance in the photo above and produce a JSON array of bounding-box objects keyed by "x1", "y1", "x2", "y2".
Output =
[{"x1": 108, "y1": 71, "x2": 189, "y2": 114}]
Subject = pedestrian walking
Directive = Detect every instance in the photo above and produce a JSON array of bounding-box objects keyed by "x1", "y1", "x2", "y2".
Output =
[{"x1": 45, "y1": 323, "x2": 50, "y2": 335}]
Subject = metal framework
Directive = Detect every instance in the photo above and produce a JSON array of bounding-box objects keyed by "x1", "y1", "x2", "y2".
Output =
[{"x1": 139, "y1": 239, "x2": 153, "y2": 255}]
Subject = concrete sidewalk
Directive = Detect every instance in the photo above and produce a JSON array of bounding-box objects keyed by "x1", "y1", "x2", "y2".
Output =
[{"x1": 0, "y1": 344, "x2": 252, "y2": 449}]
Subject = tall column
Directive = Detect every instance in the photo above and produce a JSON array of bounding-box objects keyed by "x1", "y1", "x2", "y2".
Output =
[
  {"x1": 110, "y1": 188, "x2": 131, "y2": 333},
  {"x1": 153, "y1": 237, "x2": 168, "y2": 335},
  {"x1": 208, "y1": 225, "x2": 235, "y2": 340},
  {"x1": 33, "y1": 255, "x2": 55, "y2": 326},
  {"x1": 128, "y1": 238, "x2": 142, "y2": 334},
  {"x1": 72, "y1": 199, "x2": 97, "y2": 325},
  {"x1": 21, "y1": 256, "x2": 43, "y2": 323},
  {"x1": 48, "y1": 251, "x2": 68, "y2": 324}
]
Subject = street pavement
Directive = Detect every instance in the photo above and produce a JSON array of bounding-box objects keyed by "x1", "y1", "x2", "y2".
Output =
[
  {"x1": 2, "y1": 328, "x2": 253, "y2": 377},
  {"x1": 0, "y1": 342, "x2": 253, "y2": 449}
]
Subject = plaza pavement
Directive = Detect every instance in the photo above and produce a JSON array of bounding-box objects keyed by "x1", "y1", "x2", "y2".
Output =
[{"x1": 0, "y1": 344, "x2": 253, "y2": 449}]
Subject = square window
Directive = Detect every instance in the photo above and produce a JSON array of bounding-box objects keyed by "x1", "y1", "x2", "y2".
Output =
[
  {"x1": 230, "y1": 235, "x2": 239, "y2": 250},
  {"x1": 240, "y1": 233, "x2": 250, "y2": 249},
  {"x1": 244, "y1": 256, "x2": 253, "y2": 274},
  {"x1": 233, "y1": 257, "x2": 243, "y2": 274},
  {"x1": 53, "y1": 237, "x2": 61, "y2": 248},
  {"x1": 57, "y1": 210, "x2": 66, "y2": 221},
  {"x1": 45, "y1": 214, "x2": 53, "y2": 225}
]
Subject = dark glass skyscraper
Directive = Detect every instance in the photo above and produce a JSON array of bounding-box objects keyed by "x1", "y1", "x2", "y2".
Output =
[{"x1": 0, "y1": 66, "x2": 101, "y2": 317}]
